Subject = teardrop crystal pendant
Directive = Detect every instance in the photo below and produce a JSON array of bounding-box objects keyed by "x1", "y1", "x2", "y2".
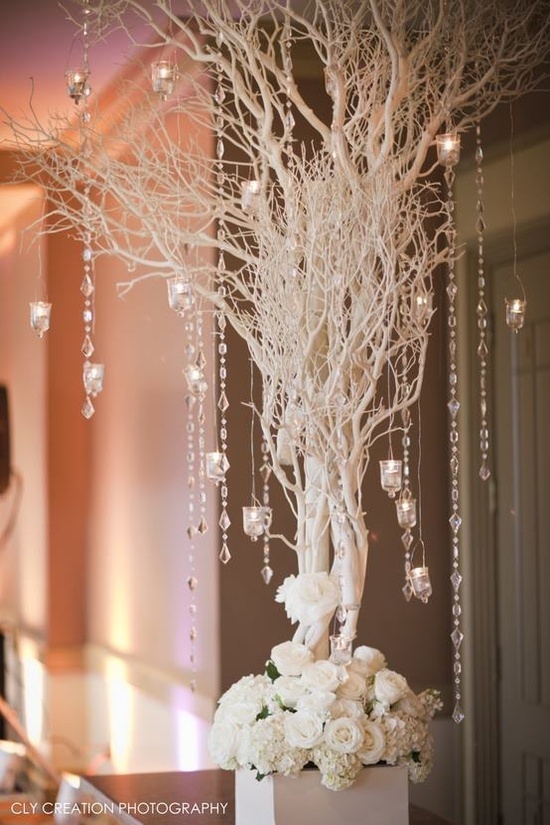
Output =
[
  {"x1": 379, "y1": 459, "x2": 402, "y2": 498},
  {"x1": 81, "y1": 396, "x2": 95, "y2": 419},
  {"x1": 505, "y1": 297, "x2": 526, "y2": 332},
  {"x1": 29, "y1": 302, "x2": 52, "y2": 338}
]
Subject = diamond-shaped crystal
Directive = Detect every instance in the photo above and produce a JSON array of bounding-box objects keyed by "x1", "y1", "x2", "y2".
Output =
[
  {"x1": 475, "y1": 215, "x2": 486, "y2": 234},
  {"x1": 450, "y1": 570, "x2": 462, "y2": 591},
  {"x1": 401, "y1": 530, "x2": 414, "y2": 550},
  {"x1": 187, "y1": 525, "x2": 197, "y2": 539},
  {"x1": 216, "y1": 139, "x2": 225, "y2": 159},
  {"x1": 219, "y1": 544, "x2": 231, "y2": 564},
  {"x1": 81, "y1": 334, "x2": 94, "y2": 358},
  {"x1": 402, "y1": 582, "x2": 413, "y2": 602},
  {"x1": 219, "y1": 509, "x2": 231, "y2": 531},
  {"x1": 81, "y1": 273, "x2": 94, "y2": 297},
  {"x1": 218, "y1": 391, "x2": 229, "y2": 412},
  {"x1": 261, "y1": 565, "x2": 274, "y2": 584},
  {"x1": 187, "y1": 576, "x2": 198, "y2": 591},
  {"x1": 449, "y1": 513, "x2": 462, "y2": 534},
  {"x1": 479, "y1": 463, "x2": 491, "y2": 481},
  {"x1": 197, "y1": 517, "x2": 208, "y2": 535},
  {"x1": 214, "y1": 86, "x2": 226, "y2": 105},
  {"x1": 477, "y1": 338, "x2": 489, "y2": 358},
  {"x1": 446, "y1": 282, "x2": 457, "y2": 301},
  {"x1": 189, "y1": 626, "x2": 197, "y2": 641},
  {"x1": 452, "y1": 702, "x2": 465, "y2": 724},
  {"x1": 447, "y1": 398, "x2": 460, "y2": 418},
  {"x1": 475, "y1": 145, "x2": 483, "y2": 165},
  {"x1": 284, "y1": 110, "x2": 295, "y2": 131},
  {"x1": 81, "y1": 396, "x2": 95, "y2": 419},
  {"x1": 451, "y1": 628, "x2": 464, "y2": 649},
  {"x1": 260, "y1": 464, "x2": 272, "y2": 483}
]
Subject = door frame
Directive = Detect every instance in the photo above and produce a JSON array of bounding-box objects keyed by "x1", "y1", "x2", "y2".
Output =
[{"x1": 462, "y1": 217, "x2": 550, "y2": 824}]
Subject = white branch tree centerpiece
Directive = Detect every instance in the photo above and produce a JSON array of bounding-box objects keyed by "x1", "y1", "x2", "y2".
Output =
[{"x1": 9, "y1": 0, "x2": 549, "y2": 795}]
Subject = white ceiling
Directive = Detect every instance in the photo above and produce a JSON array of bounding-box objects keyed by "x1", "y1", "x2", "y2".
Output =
[{"x1": 0, "y1": 0, "x2": 156, "y2": 147}]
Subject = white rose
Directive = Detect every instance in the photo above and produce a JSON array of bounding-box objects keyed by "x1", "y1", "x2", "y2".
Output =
[
  {"x1": 394, "y1": 690, "x2": 426, "y2": 718},
  {"x1": 350, "y1": 646, "x2": 387, "y2": 677},
  {"x1": 324, "y1": 717, "x2": 364, "y2": 754},
  {"x1": 208, "y1": 719, "x2": 242, "y2": 768},
  {"x1": 284, "y1": 710, "x2": 325, "y2": 749},
  {"x1": 275, "y1": 573, "x2": 340, "y2": 626},
  {"x1": 296, "y1": 690, "x2": 336, "y2": 717},
  {"x1": 374, "y1": 669, "x2": 409, "y2": 707},
  {"x1": 270, "y1": 640, "x2": 314, "y2": 677},
  {"x1": 357, "y1": 719, "x2": 386, "y2": 765},
  {"x1": 273, "y1": 676, "x2": 309, "y2": 708},
  {"x1": 337, "y1": 669, "x2": 367, "y2": 700},
  {"x1": 330, "y1": 698, "x2": 363, "y2": 719},
  {"x1": 301, "y1": 660, "x2": 342, "y2": 693}
]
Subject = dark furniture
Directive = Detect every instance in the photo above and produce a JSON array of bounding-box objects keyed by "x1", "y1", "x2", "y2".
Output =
[{"x1": 86, "y1": 770, "x2": 454, "y2": 825}]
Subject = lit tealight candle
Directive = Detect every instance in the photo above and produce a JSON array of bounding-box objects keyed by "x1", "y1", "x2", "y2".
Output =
[
  {"x1": 436, "y1": 132, "x2": 461, "y2": 167},
  {"x1": 379, "y1": 459, "x2": 403, "y2": 498},
  {"x1": 65, "y1": 68, "x2": 90, "y2": 104},
  {"x1": 29, "y1": 301, "x2": 52, "y2": 338},
  {"x1": 151, "y1": 61, "x2": 178, "y2": 100},
  {"x1": 505, "y1": 297, "x2": 526, "y2": 333}
]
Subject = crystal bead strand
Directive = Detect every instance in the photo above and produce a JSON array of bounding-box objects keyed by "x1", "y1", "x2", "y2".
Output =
[
  {"x1": 399, "y1": 408, "x2": 415, "y2": 601},
  {"x1": 443, "y1": 158, "x2": 465, "y2": 725},
  {"x1": 260, "y1": 437, "x2": 273, "y2": 584},
  {"x1": 184, "y1": 316, "x2": 199, "y2": 693},
  {"x1": 475, "y1": 122, "x2": 491, "y2": 482},
  {"x1": 195, "y1": 313, "x2": 208, "y2": 545},
  {"x1": 213, "y1": 35, "x2": 232, "y2": 566},
  {"x1": 78, "y1": 1, "x2": 104, "y2": 419}
]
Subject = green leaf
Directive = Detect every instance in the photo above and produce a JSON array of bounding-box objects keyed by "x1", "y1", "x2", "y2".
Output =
[
  {"x1": 255, "y1": 705, "x2": 270, "y2": 721},
  {"x1": 265, "y1": 660, "x2": 280, "y2": 682}
]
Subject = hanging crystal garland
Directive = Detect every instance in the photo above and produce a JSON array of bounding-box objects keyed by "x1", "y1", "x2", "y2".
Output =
[
  {"x1": 438, "y1": 125, "x2": 464, "y2": 724},
  {"x1": 505, "y1": 103, "x2": 527, "y2": 333},
  {"x1": 475, "y1": 121, "x2": 491, "y2": 481},
  {"x1": 242, "y1": 363, "x2": 272, "y2": 544},
  {"x1": 73, "y1": 1, "x2": 104, "y2": 420},
  {"x1": 398, "y1": 408, "x2": 416, "y2": 600},
  {"x1": 206, "y1": 32, "x2": 232, "y2": 566},
  {"x1": 259, "y1": 437, "x2": 273, "y2": 584},
  {"x1": 184, "y1": 315, "x2": 199, "y2": 694}
]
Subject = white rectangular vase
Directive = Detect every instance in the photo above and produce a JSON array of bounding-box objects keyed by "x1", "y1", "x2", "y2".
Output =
[{"x1": 236, "y1": 765, "x2": 409, "y2": 825}]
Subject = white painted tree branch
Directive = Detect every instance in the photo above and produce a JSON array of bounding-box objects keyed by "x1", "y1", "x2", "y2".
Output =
[{"x1": 5, "y1": 0, "x2": 549, "y2": 656}]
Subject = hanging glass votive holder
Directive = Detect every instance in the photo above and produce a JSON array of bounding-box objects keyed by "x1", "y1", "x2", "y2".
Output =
[
  {"x1": 151, "y1": 61, "x2": 178, "y2": 100},
  {"x1": 505, "y1": 297, "x2": 526, "y2": 333},
  {"x1": 167, "y1": 278, "x2": 194, "y2": 316},
  {"x1": 436, "y1": 132, "x2": 461, "y2": 167},
  {"x1": 65, "y1": 68, "x2": 90, "y2": 104},
  {"x1": 83, "y1": 361, "x2": 105, "y2": 396},
  {"x1": 396, "y1": 496, "x2": 417, "y2": 529},
  {"x1": 29, "y1": 302, "x2": 52, "y2": 338},
  {"x1": 241, "y1": 180, "x2": 261, "y2": 214},
  {"x1": 242, "y1": 505, "x2": 271, "y2": 540},
  {"x1": 205, "y1": 451, "x2": 229, "y2": 482},
  {"x1": 379, "y1": 459, "x2": 402, "y2": 498},
  {"x1": 412, "y1": 290, "x2": 433, "y2": 325},
  {"x1": 329, "y1": 634, "x2": 353, "y2": 666},
  {"x1": 185, "y1": 365, "x2": 208, "y2": 395},
  {"x1": 408, "y1": 566, "x2": 432, "y2": 603}
]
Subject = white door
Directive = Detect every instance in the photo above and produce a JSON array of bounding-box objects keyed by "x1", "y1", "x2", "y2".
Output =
[{"x1": 492, "y1": 247, "x2": 550, "y2": 824}]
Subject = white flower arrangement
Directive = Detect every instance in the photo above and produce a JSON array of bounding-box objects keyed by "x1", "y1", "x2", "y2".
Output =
[{"x1": 209, "y1": 641, "x2": 442, "y2": 791}]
